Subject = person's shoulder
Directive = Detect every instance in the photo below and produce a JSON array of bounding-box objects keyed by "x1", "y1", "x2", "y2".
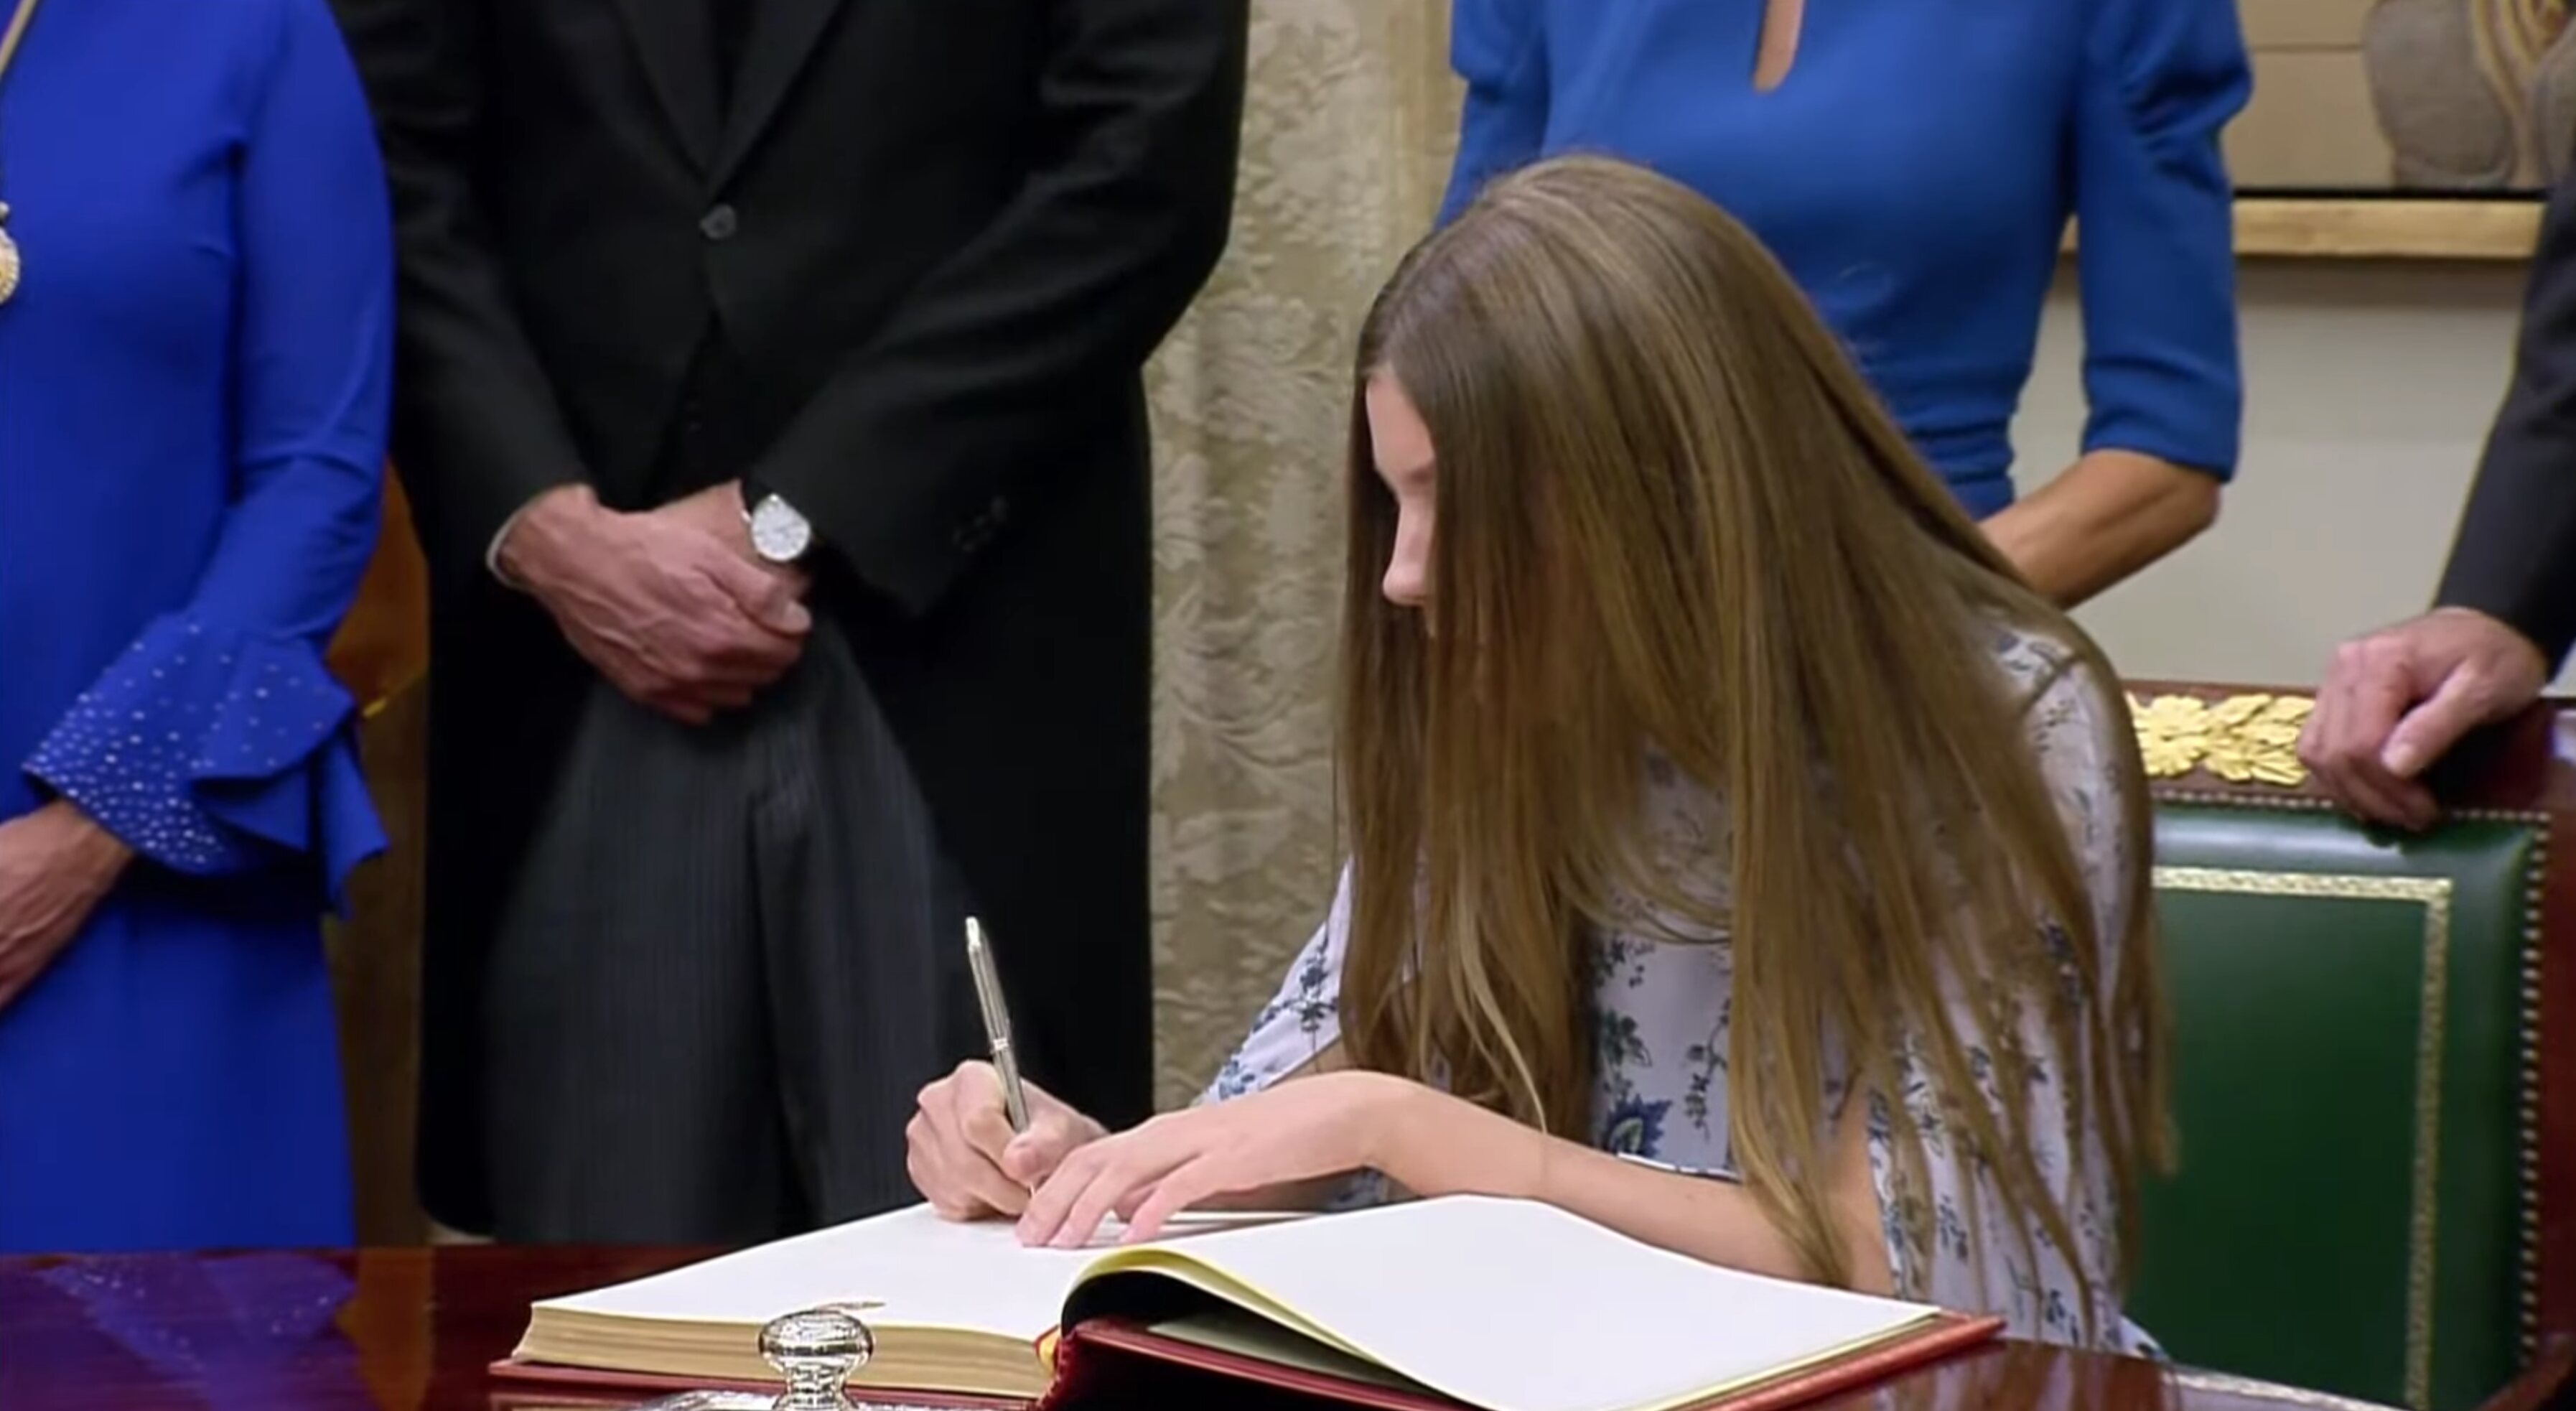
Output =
[
  {"x1": 211, "y1": 0, "x2": 377, "y2": 124},
  {"x1": 89, "y1": 0, "x2": 295, "y2": 55},
  {"x1": 148, "y1": 0, "x2": 336, "y2": 93},
  {"x1": 2083, "y1": 0, "x2": 2251, "y2": 98},
  {"x1": 174, "y1": 0, "x2": 313, "y2": 45},
  {"x1": 1982, "y1": 615, "x2": 2127, "y2": 770},
  {"x1": 202, "y1": 0, "x2": 350, "y2": 64},
  {"x1": 1978, "y1": 618, "x2": 2142, "y2": 917},
  {"x1": 1986, "y1": 616, "x2": 2090, "y2": 702},
  {"x1": 253, "y1": 0, "x2": 355, "y2": 56}
]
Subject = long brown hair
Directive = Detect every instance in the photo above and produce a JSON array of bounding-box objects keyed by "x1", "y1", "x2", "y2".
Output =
[{"x1": 1335, "y1": 156, "x2": 2165, "y2": 1320}]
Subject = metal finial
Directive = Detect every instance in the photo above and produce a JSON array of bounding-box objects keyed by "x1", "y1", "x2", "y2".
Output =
[{"x1": 758, "y1": 1305, "x2": 875, "y2": 1411}]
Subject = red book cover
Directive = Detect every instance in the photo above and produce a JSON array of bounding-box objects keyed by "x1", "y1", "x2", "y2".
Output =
[
  {"x1": 493, "y1": 1309, "x2": 1999, "y2": 1411},
  {"x1": 1046, "y1": 1309, "x2": 2000, "y2": 1411}
]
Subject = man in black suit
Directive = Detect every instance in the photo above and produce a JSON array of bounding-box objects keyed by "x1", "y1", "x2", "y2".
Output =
[
  {"x1": 327, "y1": 0, "x2": 1246, "y2": 1242},
  {"x1": 2302, "y1": 166, "x2": 2576, "y2": 826}
]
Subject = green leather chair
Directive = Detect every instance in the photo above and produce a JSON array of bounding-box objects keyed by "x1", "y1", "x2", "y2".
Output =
[{"x1": 2118, "y1": 684, "x2": 2576, "y2": 1411}]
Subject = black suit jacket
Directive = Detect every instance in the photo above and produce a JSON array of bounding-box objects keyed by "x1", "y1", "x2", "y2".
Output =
[
  {"x1": 327, "y1": 0, "x2": 1245, "y2": 1231},
  {"x1": 2440, "y1": 165, "x2": 2576, "y2": 670}
]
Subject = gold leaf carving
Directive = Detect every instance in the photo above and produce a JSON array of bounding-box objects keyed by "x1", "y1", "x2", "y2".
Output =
[{"x1": 2127, "y1": 692, "x2": 2315, "y2": 787}]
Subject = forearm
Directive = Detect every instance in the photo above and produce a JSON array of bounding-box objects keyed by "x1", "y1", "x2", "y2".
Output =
[
  {"x1": 1368, "y1": 1082, "x2": 1820, "y2": 1283},
  {"x1": 2058, "y1": 0, "x2": 2244, "y2": 610},
  {"x1": 2435, "y1": 444, "x2": 2576, "y2": 671},
  {"x1": 398, "y1": 386, "x2": 588, "y2": 587},
  {"x1": 1198, "y1": 1051, "x2": 1358, "y2": 1211},
  {"x1": 2432, "y1": 164, "x2": 2576, "y2": 670},
  {"x1": 1982, "y1": 449, "x2": 2221, "y2": 606},
  {"x1": 328, "y1": 0, "x2": 592, "y2": 582},
  {"x1": 25, "y1": 462, "x2": 386, "y2": 889},
  {"x1": 1198, "y1": 1177, "x2": 1353, "y2": 1212}
]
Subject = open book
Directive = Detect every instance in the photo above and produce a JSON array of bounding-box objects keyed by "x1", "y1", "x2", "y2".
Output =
[{"x1": 495, "y1": 1196, "x2": 2001, "y2": 1411}]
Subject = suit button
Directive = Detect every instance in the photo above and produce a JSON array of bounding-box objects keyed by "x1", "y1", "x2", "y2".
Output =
[{"x1": 699, "y1": 205, "x2": 739, "y2": 241}]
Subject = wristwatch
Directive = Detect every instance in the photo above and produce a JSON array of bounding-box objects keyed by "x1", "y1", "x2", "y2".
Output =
[{"x1": 741, "y1": 478, "x2": 813, "y2": 565}]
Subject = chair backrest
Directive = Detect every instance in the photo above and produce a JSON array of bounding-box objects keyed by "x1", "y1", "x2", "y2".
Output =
[
  {"x1": 2118, "y1": 683, "x2": 2576, "y2": 1411},
  {"x1": 325, "y1": 465, "x2": 427, "y2": 715}
]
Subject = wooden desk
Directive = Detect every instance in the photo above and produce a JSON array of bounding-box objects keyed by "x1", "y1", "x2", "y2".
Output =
[{"x1": 0, "y1": 1247, "x2": 2373, "y2": 1411}]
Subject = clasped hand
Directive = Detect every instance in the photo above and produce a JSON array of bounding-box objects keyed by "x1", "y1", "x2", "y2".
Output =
[
  {"x1": 907, "y1": 1061, "x2": 1409, "y2": 1247},
  {"x1": 500, "y1": 483, "x2": 811, "y2": 725}
]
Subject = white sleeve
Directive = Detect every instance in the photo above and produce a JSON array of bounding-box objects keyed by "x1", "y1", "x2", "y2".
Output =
[{"x1": 1198, "y1": 864, "x2": 1354, "y2": 1104}]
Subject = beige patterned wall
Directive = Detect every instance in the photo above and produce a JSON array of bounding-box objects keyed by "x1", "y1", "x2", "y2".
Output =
[{"x1": 1144, "y1": 1, "x2": 1460, "y2": 1107}]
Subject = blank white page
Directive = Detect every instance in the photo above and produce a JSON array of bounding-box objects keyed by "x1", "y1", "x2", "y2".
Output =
[
  {"x1": 537, "y1": 1204, "x2": 1310, "y2": 1340},
  {"x1": 538, "y1": 1205, "x2": 1086, "y2": 1337},
  {"x1": 1156, "y1": 1195, "x2": 1941, "y2": 1411}
]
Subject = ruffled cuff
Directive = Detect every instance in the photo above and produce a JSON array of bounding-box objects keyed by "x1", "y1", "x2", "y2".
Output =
[{"x1": 24, "y1": 617, "x2": 387, "y2": 910}]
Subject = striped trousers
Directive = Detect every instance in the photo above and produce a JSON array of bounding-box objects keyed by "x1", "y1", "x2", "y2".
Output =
[{"x1": 478, "y1": 617, "x2": 981, "y2": 1244}]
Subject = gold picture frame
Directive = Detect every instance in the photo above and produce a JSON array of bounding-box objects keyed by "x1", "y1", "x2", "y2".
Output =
[{"x1": 2225, "y1": 197, "x2": 2539, "y2": 259}]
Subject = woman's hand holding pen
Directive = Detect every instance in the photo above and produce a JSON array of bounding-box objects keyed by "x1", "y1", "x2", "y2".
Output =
[{"x1": 907, "y1": 1060, "x2": 1106, "y2": 1221}]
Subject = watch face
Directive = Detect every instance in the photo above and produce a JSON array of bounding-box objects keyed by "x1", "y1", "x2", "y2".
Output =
[{"x1": 750, "y1": 495, "x2": 812, "y2": 563}]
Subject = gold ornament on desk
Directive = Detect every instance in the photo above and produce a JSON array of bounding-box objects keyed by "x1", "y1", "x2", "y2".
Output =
[{"x1": 2129, "y1": 691, "x2": 2316, "y2": 788}]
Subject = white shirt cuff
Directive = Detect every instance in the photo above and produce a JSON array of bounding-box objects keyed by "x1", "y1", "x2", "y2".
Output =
[{"x1": 486, "y1": 496, "x2": 544, "y2": 587}]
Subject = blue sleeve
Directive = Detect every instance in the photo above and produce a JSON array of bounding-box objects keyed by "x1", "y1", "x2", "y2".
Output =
[
  {"x1": 2071, "y1": 0, "x2": 2249, "y2": 480},
  {"x1": 25, "y1": 0, "x2": 394, "y2": 907},
  {"x1": 1437, "y1": 0, "x2": 1548, "y2": 225}
]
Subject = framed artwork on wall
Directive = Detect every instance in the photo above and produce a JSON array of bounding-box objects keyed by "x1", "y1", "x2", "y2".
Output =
[{"x1": 2223, "y1": 0, "x2": 2570, "y2": 257}]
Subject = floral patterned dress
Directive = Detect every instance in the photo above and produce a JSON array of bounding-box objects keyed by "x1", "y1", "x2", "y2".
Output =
[{"x1": 1203, "y1": 625, "x2": 2157, "y2": 1355}]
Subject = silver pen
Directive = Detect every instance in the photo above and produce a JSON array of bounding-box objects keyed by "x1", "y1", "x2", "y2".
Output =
[{"x1": 963, "y1": 917, "x2": 1030, "y2": 1133}]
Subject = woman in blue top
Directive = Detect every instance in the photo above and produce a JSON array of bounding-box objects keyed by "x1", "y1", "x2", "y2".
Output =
[
  {"x1": 0, "y1": 0, "x2": 392, "y2": 1252},
  {"x1": 1443, "y1": 0, "x2": 2250, "y2": 605}
]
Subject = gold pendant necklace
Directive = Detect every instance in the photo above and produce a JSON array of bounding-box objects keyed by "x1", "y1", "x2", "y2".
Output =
[
  {"x1": 0, "y1": 204, "x2": 19, "y2": 304},
  {"x1": 0, "y1": 0, "x2": 45, "y2": 308}
]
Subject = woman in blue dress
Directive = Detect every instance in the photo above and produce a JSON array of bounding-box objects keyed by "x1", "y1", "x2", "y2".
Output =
[
  {"x1": 908, "y1": 157, "x2": 2169, "y2": 1351},
  {"x1": 1442, "y1": 0, "x2": 2251, "y2": 606},
  {"x1": 0, "y1": 0, "x2": 392, "y2": 1252}
]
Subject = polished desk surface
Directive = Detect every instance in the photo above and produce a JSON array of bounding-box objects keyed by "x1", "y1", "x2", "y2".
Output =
[{"x1": 0, "y1": 1247, "x2": 2381, "y2": 1411}]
